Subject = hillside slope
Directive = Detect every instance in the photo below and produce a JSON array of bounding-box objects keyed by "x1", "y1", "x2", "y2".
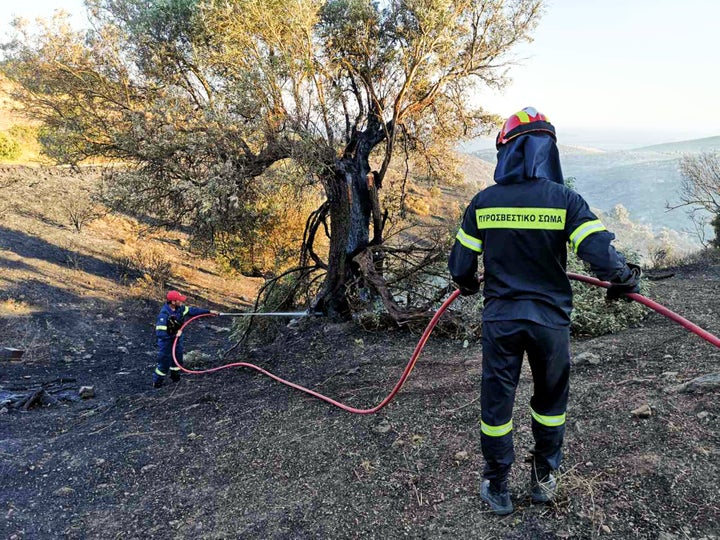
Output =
[
  {"x1": 1, "y1": 167, "x2": 719, "y2": 539},
  {"x1": 633, "y1": 135, "x2": 720, "y2": 154}
]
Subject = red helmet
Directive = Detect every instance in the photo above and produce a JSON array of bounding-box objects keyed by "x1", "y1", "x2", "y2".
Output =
[
  {"x1": 166, "y1": 290, "x2": 187, "y2": 303},
  {"x1": 496, "y1": 107, "x2": 556, "y2": 148}
]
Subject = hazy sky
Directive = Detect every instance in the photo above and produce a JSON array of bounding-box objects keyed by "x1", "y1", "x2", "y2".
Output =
[
  {"x1": 0, "y1": 1, "x2": 89, "y2": 31},
  {"x1": 476, "y1": 0, "x2": 720, "y2": 146},
  {"x1": 2, "y1": 0, "x2": 718, "y2": 147}
]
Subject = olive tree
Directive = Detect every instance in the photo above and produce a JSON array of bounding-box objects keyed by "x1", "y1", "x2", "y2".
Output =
[{"x1": 1, "y1": 0, "x2": 543, "y2": 319}]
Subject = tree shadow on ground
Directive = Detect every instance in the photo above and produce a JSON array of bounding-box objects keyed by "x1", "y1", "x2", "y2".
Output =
[
  {"x1": 0, "y1": 226, "x2": 120, "y2": 281},
  {"x1": 1, "y1": 277, "x2": 103, "y2": 316},
  {"x1": 0, "y1": 255, "x2": 36, "y2": 272}
]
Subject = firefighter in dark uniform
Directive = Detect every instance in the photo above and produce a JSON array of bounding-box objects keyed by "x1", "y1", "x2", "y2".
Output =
[
  {"x1": 152, "y1": 290, "x2": 217, "y2": 388},
  {"x1": 449, "y1": 107, "x2": 641, "y2": 515}
]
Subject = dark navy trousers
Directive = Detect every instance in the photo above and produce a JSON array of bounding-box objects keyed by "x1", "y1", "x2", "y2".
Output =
[
  {"x1": 153, "y1": 339, "x2": 184, "y2": 383},
  {"x1": 480, "y1": 320, "x2": 570, "y2": 485}
]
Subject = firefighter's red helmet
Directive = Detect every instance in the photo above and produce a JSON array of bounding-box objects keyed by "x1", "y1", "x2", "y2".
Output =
[
  {"x1": 496, "y1": 107, "x2": 556, "y2": 148},
  {"x1": 166, "y1": 290, "x2": 187, "y2": 303}
]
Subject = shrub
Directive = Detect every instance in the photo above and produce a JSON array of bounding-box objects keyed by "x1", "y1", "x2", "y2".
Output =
[
  {"x1": 569, "y1": 251, "x2": 649, "y2": 337},
  {"x1": 118, "y1": 247, "x2": 173, "y2": 288},
  {"x1": 7, "y1": 124, "x2": 38, "y2": 145},
  {"x1": 0, "y1": 132, "x2": 21, "y2": 160},
  {"x1": 60, "y1": 197, "x2": 104, "y2": 233}
]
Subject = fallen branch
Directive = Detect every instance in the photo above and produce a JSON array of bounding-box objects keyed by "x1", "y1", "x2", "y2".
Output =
[{"x1": 21, "y1": 389, "x2": 45, "y2": 411}]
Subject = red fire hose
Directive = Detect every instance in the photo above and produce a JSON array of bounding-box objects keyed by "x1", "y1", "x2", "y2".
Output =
[
  {"x1": 567, "y1": 272, "x2": 720, "y2": 348},
  {"x1": 172, "y1": 273, "x2": 720, "y2": 413}
]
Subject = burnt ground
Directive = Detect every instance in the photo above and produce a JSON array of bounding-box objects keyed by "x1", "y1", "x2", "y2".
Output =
[{"x1": 1, "y1": 168, "x2": 719, "y2": 539}]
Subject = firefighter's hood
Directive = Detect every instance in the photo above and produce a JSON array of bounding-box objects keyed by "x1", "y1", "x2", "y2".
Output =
[{"x1": 493, "y1": 132, "x2": 564, "y2": 185}]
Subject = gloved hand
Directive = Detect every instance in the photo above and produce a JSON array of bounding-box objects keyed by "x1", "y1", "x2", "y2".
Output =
[
  {"x1": 455, "y1": 280, "x2": 480, "y2": 297},
  {"x1": 166, "y1": 315, "x2": 182, "y2": 334},
  {"x1": 606, "y1": 263, "x2": 642, "y2": 302}
]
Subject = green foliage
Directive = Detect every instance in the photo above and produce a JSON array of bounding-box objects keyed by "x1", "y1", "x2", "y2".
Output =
[
  {"x1": 37, "y1": 126, "x2": 79, "y2": 163},
  {"x1": 568, "y1": 251, "x2": 648, "y2": 337},
  {"x1": 0, "y1": 132, "x2": 21, "y2": 160},
  {"x1": 7, "y1": 124, "x2": 38, "y2": 145},
  {"x1": 712, "y1": 214, "x2": 720, "y2": 249}
]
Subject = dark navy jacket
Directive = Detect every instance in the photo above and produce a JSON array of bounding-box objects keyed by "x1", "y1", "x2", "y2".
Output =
[
  {"x1": 155, "y1": 303, "x2": 209, "y2": 355},
  {"x1": 449, "y1": 133, "x2": 632, "y2": 328}
]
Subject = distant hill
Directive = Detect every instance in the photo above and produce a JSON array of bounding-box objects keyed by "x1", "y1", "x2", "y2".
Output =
[
  {"x1": 632, "y1": 135, "x2": 720, "y2": 154},
  {"x1": 457, "y1": 152, "x2": 494, "y2": 189},
  {"x1": 472, "y1": 144, "x2": 606, "y2": 164}
]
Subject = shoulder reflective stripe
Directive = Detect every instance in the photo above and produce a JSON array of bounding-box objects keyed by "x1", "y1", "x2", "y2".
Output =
[
  {"x1": 480, "y1": 419, "x2": 513, "y2": 437},
  {"x1": 569, "y1": 220, "x2": 606, "y2": 253},
  {"x1": 475, "y1": 207, "x2": 566, "y2": 230},
  {"x1": 183, "y1": 306, "x2": 190, "y2": 316},
  {"x1": 456, "y1": 228, "x2": 483, "y2": 252},
  {"x1": 156, "y1": 325, "x2": 167, "y2": 330},
  {"x1": 155, "y1": 368, "x2": 166, "y2": 376},
  {"x1": 530, "y1": 407, "x2": 566, "y2": 427}
]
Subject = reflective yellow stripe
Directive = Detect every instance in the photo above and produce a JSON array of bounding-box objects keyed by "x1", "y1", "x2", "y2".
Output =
[
  {"x1": 475, "y1": 207, "x2": 566, "y2": 230},
  {"x1": 169, "y1": 366, "x2": 180, "y2": 371},
  {"x1": 155, "y1": 368, "x2": 166, "y2": 376},
  {"x1": 456, "y1": 228, "x2": 483, "y2": 253},
  {"x1": 156, "y1": 325, "x2": 167, "y2": 330},
  {"x1": 183, "y1": 306, "x2": 189, "y2": 316},
  {"x1": 569, "y1": 219, "x2": 606, "y2": 253},
  {"x1": 530, "y1": 407, "x2": 566, "y2": 427},
  {"x1": 481, "y1": 419, "x2": 513, "y2": 437}
]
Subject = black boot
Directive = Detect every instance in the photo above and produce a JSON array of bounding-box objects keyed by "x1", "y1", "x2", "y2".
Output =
[
  {"x1": 530, "y1": 461, "x2": 557, "y2": 503},
  {"x1": 480, "y1": 479, "x2": 514, "y2": 515}
]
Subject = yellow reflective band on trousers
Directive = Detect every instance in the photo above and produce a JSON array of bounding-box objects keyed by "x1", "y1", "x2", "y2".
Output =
[
  {"x1": 169, "y1": 366, "x2": 180, "y2": 371},
  {"x1": 475, "y1": 207, "x2": 566, "y2": 230},
  {"x1": 481, "y1": 419, "x2": 513, "y2": 437},
  {"x1": 569, "y1": 219, "x2": 606, "y2": 253},
  {"x1": 155, "y1": 368, "x2": 166, "y2": 376},
  {"x1": 156, "y1": 325, "x2": 167, "y2": 330},
  {"x1": 530, "y1": 407, "x2": 566, "y2": 427},
  {"x1": 456, "y1": 228, "x2": 483, "y2": 253}
]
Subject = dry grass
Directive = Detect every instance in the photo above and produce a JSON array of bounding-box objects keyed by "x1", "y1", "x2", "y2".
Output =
[
  {"x1": 552, "y1": 465, "x2": 611, "y2": 538},
  {"x1": 0, "y1": 166, "x2": 260, "y2": 314}
]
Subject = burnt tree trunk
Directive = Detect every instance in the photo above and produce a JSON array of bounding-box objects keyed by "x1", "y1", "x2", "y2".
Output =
[
  {"x1": 317, "y1": 168, "x2": 352, "y2": 318},
  {"x1": 315, "y1": 118, "x2": 389, "y2": 320}
]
